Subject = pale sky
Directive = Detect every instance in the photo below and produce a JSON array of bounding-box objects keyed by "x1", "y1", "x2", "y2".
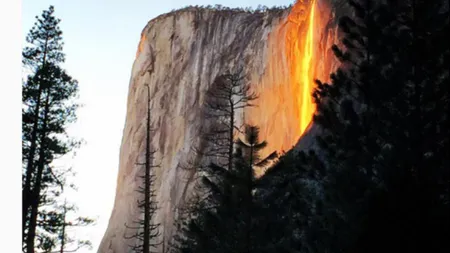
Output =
[{"x1": 22, "y1": 0, "x2": 294, "y2": 252}]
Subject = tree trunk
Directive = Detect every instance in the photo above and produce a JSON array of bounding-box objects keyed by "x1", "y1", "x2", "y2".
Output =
[
  {"x1": 229, "y1": 98, "x2": 234, "y2": 172},
  {"x1": 60, "y1": 200, "x2": 67, "y2": 253},
  {"x1": 22, "y1": 83, "x2": 42, "y2": 240},
  {"x1": 144, "y1": 85, "x2": 151, "y2": 253},
  {"x1": 26, "y1": 87, "x2": 50, "y2": 253},
  {"x1": 23, "y1": 79, "x2": 44, "y2": 237},
  {"x1": 247, "y1": 145, "x2": 253, "y2": 253},
  {"x1": 23, "y1": 38, "x2": 48, "y2": 240}
]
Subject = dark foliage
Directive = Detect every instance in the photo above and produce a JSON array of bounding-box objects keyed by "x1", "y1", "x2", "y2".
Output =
[
  {"x1": 255, "y1": 1, "x2": 450, "y2": 253},
  {"x1": 172, "y1": 124, "x2": 276, "y2": 253},
  {"x1": 175, "y1": 0, "x2": 450, "y2": 253}
]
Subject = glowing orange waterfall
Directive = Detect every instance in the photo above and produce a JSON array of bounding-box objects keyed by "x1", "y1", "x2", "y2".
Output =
[
  {"x1": 300, "y1": 1, "x2": 316, "y2": 134},
  {"x1": 286, "y1": 0, "x2": 317, "y2": 136},
  {"x1": 244, "y1": 0, "x2": 329, "y2": 176}
]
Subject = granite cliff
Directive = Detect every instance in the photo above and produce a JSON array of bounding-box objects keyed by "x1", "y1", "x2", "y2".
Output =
[{"x1": 98, "y1": 0, "x2": 347, "y2": 252}]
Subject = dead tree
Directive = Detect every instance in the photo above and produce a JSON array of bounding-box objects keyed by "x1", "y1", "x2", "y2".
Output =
[
  {"x1": 124, "y1": 84, "x2": 161, "y2": 253},
  {"x1": 53, "y1": 199, "x2": 95, "y2": 253},
  {"x1": 196, "y1": 69, "x2": 258, "y2": 174},
  {"x1": 169, "y1": 70, "x2": 258, "y2": 252}
]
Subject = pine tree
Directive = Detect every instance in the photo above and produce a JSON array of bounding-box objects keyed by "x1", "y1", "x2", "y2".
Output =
[
  {"x1": 172, "y1": 70, "x2": 258, "y2": 252},
  {"x1": 303, "y1": 0, "x2": 450, "y2": 252},
  {"x1": 197, "y1": 70, "x2": 258, "y2": 171},
  {"x1": 124, "y1": 84, "x2": 161, "y2": 253},
  {"x1": 254, "y1": 1, "x2": 449, "y2": 252},
  {"x1": 173, "y1": 124, "x2": 276, "y2": 253},
  {"x1": 22, "y1": 5, "x2": 65, "y2": 234},
  {"x1": 22, "y1": 6, "x2": 82, "y2": 253},
  {"x1": 252, "y1": 150, "x2": 315, "y2": 253},
  {"x1": 234, "y1": 125, "x2": 278, "y2": 253},
  {"x1": 41, "y1": 199, "x2": 94, "y2": 253}
]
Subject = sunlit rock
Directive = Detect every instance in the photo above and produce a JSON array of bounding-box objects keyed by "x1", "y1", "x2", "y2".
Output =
[{"x1": 98, "y1": 1, "x2": 348, "y2": 252}]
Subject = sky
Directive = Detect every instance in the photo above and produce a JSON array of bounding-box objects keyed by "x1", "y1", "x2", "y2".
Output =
[{"x1": 22, "y1": 0, "x2": 294, "y2": 252}]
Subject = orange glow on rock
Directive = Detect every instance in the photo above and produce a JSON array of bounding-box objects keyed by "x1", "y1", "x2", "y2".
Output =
[
  {"x1": 287, "y1": 0, "x2": 317, "y2": 136},
  {"x1": 136, "y1": 33, "x2": 147, "y2": 58},
  {"x1": 245, "y1": 0, "x2": 322, "y2": 176}
]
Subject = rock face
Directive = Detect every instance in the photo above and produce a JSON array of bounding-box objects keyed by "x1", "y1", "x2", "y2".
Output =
[{"x1": 98, "y1": 1, "x2": 347, "y2": 252}]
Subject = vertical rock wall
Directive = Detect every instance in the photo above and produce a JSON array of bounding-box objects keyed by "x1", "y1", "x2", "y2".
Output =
[{"x1": 98, "y1": 1, "x2": 347, "y2": 252}]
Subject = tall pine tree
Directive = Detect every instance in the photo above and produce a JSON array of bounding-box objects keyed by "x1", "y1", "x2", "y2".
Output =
[
  {"x1": 22, "y1": 5, "x2": 65, "y2": 234},
  {"x1": 22, "y1": 6, "x2": 90, "y2": 253},
  {"x1": 173, "y1": 124, "x2": 276, "y2": 253}
]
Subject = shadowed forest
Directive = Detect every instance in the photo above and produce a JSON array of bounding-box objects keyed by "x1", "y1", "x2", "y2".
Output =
[{"x1": 22, "y1": 0, "x2": 449, "y2": 253}]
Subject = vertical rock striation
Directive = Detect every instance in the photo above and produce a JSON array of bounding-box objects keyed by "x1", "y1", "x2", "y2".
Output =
[{"x1": 98, "y1": 1, "x2": 348, "y2": 252}]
